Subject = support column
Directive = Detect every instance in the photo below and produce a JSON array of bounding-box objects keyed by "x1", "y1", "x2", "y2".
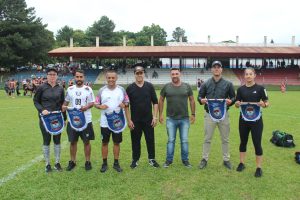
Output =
[
  {"x1": 151, "y1": 35, "x2": 154, "y2": 46},
  {"x1": 96, "y1": 36, "x2": 99, "y2": 47},
  {"x1": 123, "y1": 35, "x2": 126, "y2": 46}
]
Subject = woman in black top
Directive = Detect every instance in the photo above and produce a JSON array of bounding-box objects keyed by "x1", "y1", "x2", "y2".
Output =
[
  {"x1": 33, "y1": 68, "x2": 66, "y2": 172},
  {"x1": 235, "y1": 68, "x2": 269, "y2": 177}
]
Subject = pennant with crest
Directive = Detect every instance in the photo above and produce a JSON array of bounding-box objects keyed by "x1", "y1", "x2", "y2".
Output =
[
  {"x1": 40, "y1": 111, "x2": 64, "y2": 135},
  {"x1": 67, "y1": 107, "x2": 87, "y2": 131},
  {"x1": 240, "y1": 103, "x2": 261, "y2": 121},
  {"x1": 105, "y1": 108, "x2": 126, "y2": 133},
  {"x1": 207, "y1": 99, "x2": 227, "y2": 122}
]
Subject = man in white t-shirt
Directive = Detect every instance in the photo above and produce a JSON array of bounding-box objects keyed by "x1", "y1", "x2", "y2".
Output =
[
  {"x1": 62, "y1": 70, "x2": 95, "y2": 171},
  {"x1": 95, "y1": 70, "x2": 129, "y2": 173}
]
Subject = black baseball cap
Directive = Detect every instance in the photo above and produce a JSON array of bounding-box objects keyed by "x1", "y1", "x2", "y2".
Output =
[
  {"x1": 46, "y1": 68, "x2": 58, "y2": 74},
  {"x1": 211, "y1": 61, "x2": 222, "y2": 68}
]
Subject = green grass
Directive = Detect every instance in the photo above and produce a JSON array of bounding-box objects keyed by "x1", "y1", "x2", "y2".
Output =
[{"x1": 0, "y1": 90, "x2": 300, "y2": 200}]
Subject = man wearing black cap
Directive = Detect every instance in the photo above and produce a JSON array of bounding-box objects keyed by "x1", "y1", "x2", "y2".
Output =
[
  {"x1": 125, "y1": 65, "x2": 159, "y2": 168},
  {"x1": 34, "y1": 68, "x2": 66, "y2": 172},
  {"x1": 198, "y1": 61, "x2": 235, "y2": 170}
]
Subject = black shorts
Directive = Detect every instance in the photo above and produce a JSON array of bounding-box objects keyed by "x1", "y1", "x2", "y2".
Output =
[
  {"x1": 101, "y1": 127, "x2": 122, "y2": 144},
  {"x1": 67, "y1": 122, "x2": 95, "y2": 143}
]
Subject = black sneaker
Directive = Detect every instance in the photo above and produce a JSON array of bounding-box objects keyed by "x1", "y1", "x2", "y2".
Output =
[
  {"x1": 54, "y1": 163, "x2": 63, "y2": 171},
  {"x1": 198, "y1": 159, "x2": 207, "y2": 169},
  {"x1": 223, "y1": 160, "x2": 232, "y2": 170},
  {"x1": 45, "y1": 164, "x2": 52, "y2": 173},
  {"x1": 113, "y1": 163, "x2": 123, "y2": 173},
  {"x1": 236, "y1": 163, "x2": 245, "y2": 172},
  {"x1": 163, "y1": 160, "x2": 172, "y2": 168},
  {"x1": 66, "y1": 160, "x2": 76, "y2": 171},
  {"x1": 254, "y1": 168, "x2": 263, "y2": 177},
  {"x1": 149, "y1": 159, "x2": 160, "y2": 168},
  {"x1": 85, "y1": 161, "x2": 92, "y2": 171},
  {"x1": 130, "y1": 160, "x2": 138, "y2": 169},
  {"x1": 100, "y1": 163, "x2": 108, "y2": 173},
  {"x1": 182, "y1": 160, "x2": 192, "y2": 168}
]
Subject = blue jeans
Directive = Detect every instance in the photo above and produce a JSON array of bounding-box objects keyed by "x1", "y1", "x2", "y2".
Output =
[{"x1": 166, "y1": 117, "x2": 190, "y2": 161}]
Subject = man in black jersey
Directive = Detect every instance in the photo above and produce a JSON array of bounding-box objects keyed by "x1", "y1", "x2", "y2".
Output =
[{"x1": 125, "y1": 65, "x2": 160, "y2": 168}]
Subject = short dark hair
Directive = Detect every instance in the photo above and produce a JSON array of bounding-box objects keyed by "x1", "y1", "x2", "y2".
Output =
[
  {"x1": 170, "y1": 67, "x2": 180, "y2": 71},
  {"x1": 75, "y1": 69, "x2": 85, "y2": 75}
]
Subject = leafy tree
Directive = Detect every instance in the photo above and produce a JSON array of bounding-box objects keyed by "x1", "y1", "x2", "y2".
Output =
[
  {"x1": 55, "y1": 25, "x2": 74, "y2": 47},
  {"x1": 0, "y1": 0, "x2": 55, "y2": 67},
  {"x1": 73, "y1": 29, "x2": 89, "y2": 47},
  {"x1": 114, "y1": 30, "x2": 136, "y2": 46},
  {"x1": 86, "y1": 16, "x2": 116, "y2": 46},
  {"x1": 172, "y1": 27, "x2": 187, "y2": 42},
  {"x1": 135, "y1": 23, "x2": 167, "y2": 46}
]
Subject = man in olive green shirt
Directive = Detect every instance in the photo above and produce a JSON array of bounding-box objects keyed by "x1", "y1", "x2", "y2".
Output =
[{"x1": 159, "y1": 68, "x2": 195, "y2": 168}]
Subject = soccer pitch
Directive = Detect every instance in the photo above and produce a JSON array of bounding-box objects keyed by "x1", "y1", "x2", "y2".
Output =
[{"x1": 0, "y1": 90, "x2": 299, "y2": 200}]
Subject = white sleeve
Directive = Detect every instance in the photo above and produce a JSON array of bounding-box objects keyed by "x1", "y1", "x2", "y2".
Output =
[
  {"x1": 65, "y1": 88, "x2": 71, "y2": 102},
  {"x1": 87, "y1": 87, "x2": 95, "y2": 103}
]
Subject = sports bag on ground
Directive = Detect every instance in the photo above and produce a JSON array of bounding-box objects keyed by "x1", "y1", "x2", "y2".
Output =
[{"x1": 270, "y1": 130, "x2": 295, "y2": 148}]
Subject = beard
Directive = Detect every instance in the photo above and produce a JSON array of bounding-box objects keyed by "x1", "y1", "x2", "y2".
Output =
[{"x1": 76, "y1": 80, "x2": 83, "y2": 86}]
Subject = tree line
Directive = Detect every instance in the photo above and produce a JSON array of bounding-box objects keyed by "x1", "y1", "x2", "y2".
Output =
[{"x1": 0, "y1": 0, "x2": 188, "y2": 68}]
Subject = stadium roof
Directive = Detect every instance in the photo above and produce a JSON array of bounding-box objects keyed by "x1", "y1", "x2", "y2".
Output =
[{"x1": 48, "y1": 46, "x2": 300, "y2": 58}]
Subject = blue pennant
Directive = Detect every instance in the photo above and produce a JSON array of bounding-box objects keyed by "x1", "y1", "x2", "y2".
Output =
[
  {"x1": 105, "y1": 109, "x2": 126, "y2": 133},
  {"x1": 240, "y1": 103, "x2": 261, "y2": 121},
  {"x1": 207, "y1": 99, "x2": 227, "y2": 122},
  {"x1": 67, "y1": 108, "x2": 87, "y2": 132},
  {"x1": 41, "y1": 111, "x2": 64, "y2": 135}
]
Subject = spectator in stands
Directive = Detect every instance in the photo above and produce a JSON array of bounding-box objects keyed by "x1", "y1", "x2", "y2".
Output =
[{"x1": 198, "y1": 61, "x2": 235, "y2": 170}]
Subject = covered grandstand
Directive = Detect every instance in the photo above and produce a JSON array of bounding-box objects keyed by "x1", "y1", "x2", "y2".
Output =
[{"x1": 47, "y1": 43, "x2": 300, "y2": 86}]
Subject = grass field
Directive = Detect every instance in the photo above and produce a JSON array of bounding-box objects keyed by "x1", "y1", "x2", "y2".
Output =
[{"x1": 0, "y1": 90, "x2": 299, "y2": 200}]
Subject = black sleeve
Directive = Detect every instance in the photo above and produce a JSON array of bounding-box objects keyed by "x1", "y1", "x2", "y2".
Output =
[
  {"x1": 60, "y1": 88, "x2": 67, "y2": 121},
  {"x1": 150, "y1": 83, "x2": 158, "y2": 104},
  {"x1": 236, "y1": 87, "x2": 242, "y2": 102},
  {"x1": 198, "y1": 82, "x2": 207, "y2": 105},
  {"x1": 260, "y1": 86, "x2": 268, "y2": 101},
  {"x1": 33, "y1": 85, "x2": 44, "y2": 113},
  {"x1": 228, "y1": 82, "x2": 236, "y2": 106}
]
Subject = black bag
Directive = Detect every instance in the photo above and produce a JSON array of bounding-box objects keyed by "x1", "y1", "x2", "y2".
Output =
[
  {"x1": 270, "y1": 130, "x2": 295, "y2": 147},
  {"x1": 295, "y1": 152, "x2": 300, "y2": 164}
]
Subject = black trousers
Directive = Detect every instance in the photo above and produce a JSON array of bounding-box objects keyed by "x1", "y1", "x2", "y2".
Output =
[
  {"x1": 239, "y1": 117, "x2": 263, "y2": 156},
  {"x1": 131, "y1": 120, "x2": 155, "y2": 161}
]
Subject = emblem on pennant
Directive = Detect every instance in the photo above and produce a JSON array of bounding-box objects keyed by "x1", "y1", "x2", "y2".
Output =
[
  {"x1": 41, "y1": 111, "x2": 64, "y2": 135},
  {"x1": 105, "y1": 109, "x2": 126, "y2": 133},
  {"x1": 240, "y1": 103, "x2": 261, "y2": 121},
  {"x1": 207, "y1": 99, "x2": 227, "y2": 122},
  {"x1": 67, "y1": 108, "x2": 87, "y2": 132}
]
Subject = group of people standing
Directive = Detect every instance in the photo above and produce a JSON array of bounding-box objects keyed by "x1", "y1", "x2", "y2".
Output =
[{"x1": 33, "y1": 60, "x2": 269, "y2": 178}]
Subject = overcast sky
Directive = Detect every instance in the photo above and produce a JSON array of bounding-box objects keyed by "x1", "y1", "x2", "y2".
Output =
[{"x1": 26, "y1": 0, "x2": 300, "y2": 44}]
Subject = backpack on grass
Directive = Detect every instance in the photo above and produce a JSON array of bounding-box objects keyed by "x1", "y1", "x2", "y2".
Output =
[
  {"x1": 270, "y1": 130, "x2": 295, "y2": 148},
  {"x1": 295, "y1": 152, "x2": 300, "y2": 164}
]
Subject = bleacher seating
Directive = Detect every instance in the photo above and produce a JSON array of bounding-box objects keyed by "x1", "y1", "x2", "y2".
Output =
[
  {"x1": 233, "y1": 68, "x2": 300, "y2": 85},
  {"x1": 95, "y1": 68, "x2": 240, "y2": 86}
]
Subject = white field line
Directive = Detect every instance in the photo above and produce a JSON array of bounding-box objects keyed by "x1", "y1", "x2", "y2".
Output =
[
  {"x1": 0, "y1": 140, "x2": 68, "y2": 187},
  {"x1": 0, "y1": 119, "x2": 99, "y2": 187}
]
